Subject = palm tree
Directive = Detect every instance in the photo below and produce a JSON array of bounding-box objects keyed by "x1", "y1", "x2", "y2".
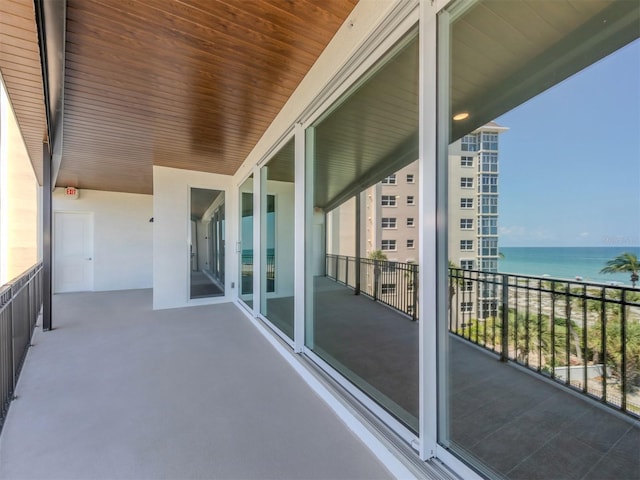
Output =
[
  {"x1": 600, "y1": 252, "x2": 640, "y2": 288},
  {"x1": 368, "y1": 249, "x2": 388, "y2": 261}
]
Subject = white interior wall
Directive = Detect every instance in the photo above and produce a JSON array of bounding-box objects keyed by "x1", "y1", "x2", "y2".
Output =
[
  {"x1": 326, "y1": 197, "x2": 357, "y2": 257},
  {"x1": 266, "y1": 180, "x2": 294, "y2": 298},
  {"x1": 52, "y1": 188, "x2": 153, "y2": 291},
  {"x1": 153, "y1": 166, "x2": 234, "y2": 310}
]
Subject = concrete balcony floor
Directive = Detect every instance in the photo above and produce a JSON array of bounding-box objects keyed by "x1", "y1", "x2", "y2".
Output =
[
  {"x1": 0, "y1": 290, "x2": 394, "y2": 480},
  {"x1": 2, "y1": 284, "x2": 639, "y2": 480}
]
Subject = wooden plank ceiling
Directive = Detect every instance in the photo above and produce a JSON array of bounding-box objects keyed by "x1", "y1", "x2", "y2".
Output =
[
  {"x1": 58, "y1": 0, "x2": 357, "y2": 194},
  {"x1": 0, "y1": 0, "x2": 48, "y2": 185}
]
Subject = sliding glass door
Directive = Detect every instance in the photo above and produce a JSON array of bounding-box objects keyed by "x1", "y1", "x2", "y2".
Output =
[{"x1": 260, "y1": 139, "x2": 295, "y2": 340}]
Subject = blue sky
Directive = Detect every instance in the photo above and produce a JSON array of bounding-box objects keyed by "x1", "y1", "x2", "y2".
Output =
[{"x1": 496, "y1": 39, "x2": 640, "y2": 247}]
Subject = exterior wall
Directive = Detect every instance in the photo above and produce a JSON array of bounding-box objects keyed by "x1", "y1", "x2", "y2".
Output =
[
  {"x1": 0, "y1": 82, "x2": 40, "y2": 284},
  {"x1": 447, "y1": 140, "x2": 477, "y2": 270},
  {"x1": 53, "y1": 188, "x2": 153, "y2": 291},
  {"x1": 153, "y1": 166, "x2": 234, "y2": 310},
  {"x1": 377, "y1": 163, "x2": 419, "y2": 263}
]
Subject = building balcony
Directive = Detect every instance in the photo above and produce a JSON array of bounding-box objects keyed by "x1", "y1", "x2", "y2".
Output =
[
  {"x1": 0, "y1": 289, "x2": 398, "y2": 480},
  {"x1": 2, "y1": 260, "x2": 639, "y2": 479}
]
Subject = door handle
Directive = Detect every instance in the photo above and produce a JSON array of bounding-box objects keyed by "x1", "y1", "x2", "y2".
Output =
[{"x1": 86, "y1": 258, "x2": 92, "y2": 261}]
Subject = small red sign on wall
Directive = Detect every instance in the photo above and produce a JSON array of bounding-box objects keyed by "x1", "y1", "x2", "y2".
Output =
[{"x1": 65, "y1": 187, "x2": 79, "y2": 199}]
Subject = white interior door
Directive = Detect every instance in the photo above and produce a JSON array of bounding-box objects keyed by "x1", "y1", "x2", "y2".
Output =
[{"x1": 54, "y1": 212, "x2": 94, "y2": 293}]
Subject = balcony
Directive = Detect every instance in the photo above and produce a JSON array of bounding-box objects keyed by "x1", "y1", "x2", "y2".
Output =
[
  {"x1": 0, "y1": 289, "x2": 395, "y2": 480},
  {"x1": 323, "y1": 255, "x2": 639, "y2": 479},
  {"x1": 1, "y1": 261, "x2": 638, "y2": 479}
]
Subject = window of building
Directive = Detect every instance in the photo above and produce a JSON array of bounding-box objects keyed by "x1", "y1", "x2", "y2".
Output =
[
  {"x1": 406, "y1": 174, "x2": 414, "y2": 183},
  {"x1": 460, "y1": 177, "x2": 473, "y2": 188},
  {"x1": 407, "y1": 239, "x2": 414, "y2": 248},
  {"x1": 461, "y1": 156, "x2": 473, "y2": 167},
  {"x1": 381, "y1": 239, "x2": 396, "y2": 251},
  {"x1": 407, "y1": 195, "x2": 415, "y2": 205},
  {"x1": 480, "y1": 175, "x2": 498, "y2": 193},
  {"x1": 382, "y1": 174, "x2": 397, "y2": 184},
  {"x1": 460, "y1": 218, "x2": 473, "y2": 229},
  {"x1": 480, "y1": 152, "x2": 498, "y2": 172},
  {"x1": 407, "y1": 217, "x2": 415, "y2": 227},
  {"x1": 460, "y1": 240, "x2": 473, "y2": 251},
  {"x1": 381, "y1": 195, "x2": 396, "y2": 206},
  {"x1": 481, "y1": 132, "x2": 499, "y2": 151},
  {"x1": 460, "y1": 260, "x2": 474, "y2": 270},
  {"x1": 381, "y1": 283, "x2": 396, "y2": 295},
  {"x1": 382, "y1": 261, "x2": 397, "y2": 273},
  {"x1": 481, "y1": 259, "x2": 498, "y2": 272},
  {"x1": 460, "y1": 302, "x2": 474, "y2": 312},
  {"x1": 480, "y1": 238, "x2": 498, "y2": 256},
  {"x1": 479, "y1": 217, "x2": 498, "y2": 235},
  {"x1": 460, "y1": 198, "x2": 473, "y2": 209},
  {"x1": 463, "y1": 280, "x2": 474, "y2": 292},
  {"x1": 381, "y1": 217, "x2": 397, "y2": 229},
  {"x1": 480, "y1": 196, "x2": 498, "y2": 214},
  {"x1": 461, "y1": 134, "x2": 478, "y2": 152}
]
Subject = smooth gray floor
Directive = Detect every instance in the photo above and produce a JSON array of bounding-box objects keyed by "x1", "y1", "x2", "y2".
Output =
[{"x1": 0, "y1": 289, "x2": 394, "y2": 480}]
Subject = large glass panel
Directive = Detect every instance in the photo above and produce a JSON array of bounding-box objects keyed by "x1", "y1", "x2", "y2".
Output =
[
  {"x1": 260, "y1": 140, "x2": 295, "y2": 340},
  {"x1": 439, "y1": 1, "x2": 640, "y2": 478},
  {"x1": 239, "y1": 175, "x2": 254, "y2": 308},
  {"x1": 305, "y1": 33, "x2": 420, "y2": 433},
  {"x1": 189, "y1": 188, "x2": 225, "y2": 299}
]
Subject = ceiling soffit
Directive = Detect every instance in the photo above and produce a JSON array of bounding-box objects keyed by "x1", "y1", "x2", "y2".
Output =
[
  {"x1": 57, "y1": 0, "x2": 357, "y2": 194},
  {"x1": 0, "y1": 0, "x2": 47, "y2": 183}
]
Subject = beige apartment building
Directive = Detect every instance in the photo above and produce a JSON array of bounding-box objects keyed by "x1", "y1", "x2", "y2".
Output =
[
  {"x1": 371, "y1": 123, "x2": 507, "y2": 270},
  {"x1": 327, "y1": 123, "x2": 507, "y2": 316}
]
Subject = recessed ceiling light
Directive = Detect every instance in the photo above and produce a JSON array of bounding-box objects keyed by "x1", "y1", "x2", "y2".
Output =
[{"x1": 453, "y1": 112, "x2": 469, "y2": 121}]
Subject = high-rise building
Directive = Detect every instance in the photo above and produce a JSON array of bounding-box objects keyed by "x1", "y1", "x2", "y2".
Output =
[
  {"x1": 361, "y1": 123, "x2": 507, "y2": 316},
  {"x1": 370, "y1": 123, "x2": 506, "y2": 267}
]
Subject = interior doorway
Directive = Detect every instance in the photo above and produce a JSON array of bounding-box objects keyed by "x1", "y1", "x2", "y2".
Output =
[{"x1": 190, "y1": 188, "x2": 225, "y2": 299}]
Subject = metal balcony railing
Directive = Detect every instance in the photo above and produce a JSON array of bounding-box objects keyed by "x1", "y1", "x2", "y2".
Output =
[
  {"x1": 325, "y1": 254, "x2": 640, "y2": 418},
  {"x1": 0, "y1": 263, "x2": 43, "y2": 431},
  {"x1": 325, "y1": 254, "x2": 418, "y2": 321}
]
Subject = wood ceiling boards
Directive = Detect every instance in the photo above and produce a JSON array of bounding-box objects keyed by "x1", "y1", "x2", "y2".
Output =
[
  {"x1": 0, "y1": 0, "x2": 48, "y2": 184},
  {"x1": 59, "y1": 0, "x2": 357, "y2": 194}
]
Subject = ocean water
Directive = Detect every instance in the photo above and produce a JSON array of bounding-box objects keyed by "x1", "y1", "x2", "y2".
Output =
[{"x1": 498, "y1": 246, "x2": 640, "y2": 286}]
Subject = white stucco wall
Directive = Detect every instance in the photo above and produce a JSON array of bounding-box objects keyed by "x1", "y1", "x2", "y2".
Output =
[
  {"x1": 52, "y1": 188, "x2": 153, "y2": 291},
  {"x1": 266, "y1": 180, "x2": 295, "y2": 298},
  {"x1": 153, "y1": 166, "x2": 234, "y2": 310}
]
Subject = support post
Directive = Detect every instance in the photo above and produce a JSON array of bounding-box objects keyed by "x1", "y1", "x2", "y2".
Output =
[
  {"x1": 500, "y1": 275, "x2": 509, "y2": 362},
  {"x1": 43, "y1": 143, "x2": 52, "y2": 331}
]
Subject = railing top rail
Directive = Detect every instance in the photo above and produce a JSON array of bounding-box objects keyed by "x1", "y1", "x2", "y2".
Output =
[
  {"x1": 0, "y1": 262, "x2": 44, "y2": 309},
  {"x1": 326, "y1": 253, "x2": 417, "y2": 269},
  {"x1": 450, "y1": 267, "x2": 639, "y2": 294}
]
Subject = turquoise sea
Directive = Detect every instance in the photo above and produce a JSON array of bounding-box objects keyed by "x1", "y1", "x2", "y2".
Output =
[{"x1": 498, "y1": 246, "x2": 640, "y2": 286}]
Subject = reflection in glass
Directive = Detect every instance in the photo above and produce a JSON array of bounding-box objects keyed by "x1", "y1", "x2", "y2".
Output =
[
  {"x1": 189, "y1": 188, "x2": 225, "y2": 299},
  {"x1": 440, "y1": 1, "x2": 640, "y2": 478},
  {"x1": 305, "y1": 33, "x2": 419, "y2": 432},
  {"x1": 260, "y1": 140, "x2": 295, "y2": 340},
  {"x1": 239, "y1": 175, "x2": 254, "y2": 308}
]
